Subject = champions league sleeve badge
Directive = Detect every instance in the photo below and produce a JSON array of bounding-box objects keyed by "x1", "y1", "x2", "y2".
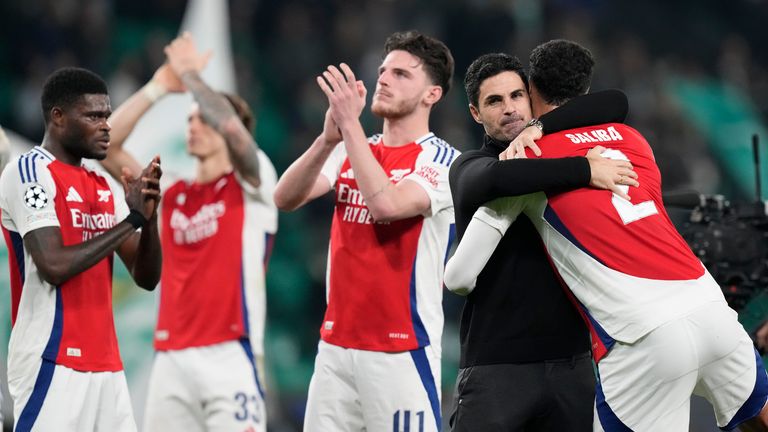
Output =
[{"x1": 24, "y1": 184, "x2": 49, "y2": 210}]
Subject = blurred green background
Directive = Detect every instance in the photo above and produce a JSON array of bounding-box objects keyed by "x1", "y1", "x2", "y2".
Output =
[{"x1": 2, "y1": 0, "x2": 768, "y2": 430}]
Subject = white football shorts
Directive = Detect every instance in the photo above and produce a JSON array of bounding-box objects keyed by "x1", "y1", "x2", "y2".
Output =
[
  {"x1": 143, "y1": 340, "x2": 267, "y2": 432},
  {"x1": 9, "y1": 359, "x2": 136, "y2": 432},
  {"x1": 595, "y1": 301, "x2": 768, "y2": 431},
  {"x1": 304, "y1": 340, "x2": 441, "y2": 432}
]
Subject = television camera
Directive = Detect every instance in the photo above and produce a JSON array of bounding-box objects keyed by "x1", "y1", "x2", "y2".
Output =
[{"x1": 666, "y1": 135, "x2": 768, "y2": 312}]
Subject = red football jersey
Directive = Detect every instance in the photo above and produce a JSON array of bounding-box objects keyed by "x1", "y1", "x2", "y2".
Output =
[
  {"x1": 318, "y1": 133, "x2": 458, "y2": 352},
  {"x1": 1, "y1": 147, "x2": 128, "y2": 372},
  {"x1": 154, "y1": 154, "x2": 278, "y2": 355}
]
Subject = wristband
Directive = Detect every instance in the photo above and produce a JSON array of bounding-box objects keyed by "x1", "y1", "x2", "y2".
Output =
[
  {"x1": 125, "y1": 209, "x2": 147, "y2": 229},
  {"x1": 141, "y1": 80, "x2": 168, "y2": 103}
]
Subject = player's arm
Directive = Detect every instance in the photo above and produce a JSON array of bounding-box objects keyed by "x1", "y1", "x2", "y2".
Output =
[
  {"x1": 319, "y1": 63, "x2": 430, "y2": 222},
  {"x1": 165, "y1": 32, "x2": 261, "y2": 188},
  {"x1": 452, "y1": 145, "x2": 636, "y2": 211},
  {"x1": 273, "y1": 115, "x2": 337, "y2": 211},
  {"x1": 502, "y1": 89, "x2": 629, "y2": 159},
  {"x1": 115, "y1": 157, "x2": 163, "y2": 290},
  {"x1": 102, "y1": 64, "x2": 187, "y2": 180},
  {"x1": 444, "y1": 198, "x2": 523, "y2": 295},
  {"x1": 24, "y1": 158, "x2": 162, "y2": 288}
]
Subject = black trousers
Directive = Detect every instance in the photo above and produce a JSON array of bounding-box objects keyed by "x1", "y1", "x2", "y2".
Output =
[{"x1": 449, "y1": 352, "x2": 595, "y2": 432}]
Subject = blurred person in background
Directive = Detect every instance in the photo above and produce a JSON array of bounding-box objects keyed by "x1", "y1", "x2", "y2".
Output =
[
  {"x1": 446, "y1": 39, "x2": 768, "y2": 432},
  {"x1": 0, "y1": 67, "x2": 162, "y2": 432},
  {"x1": 274, "y1": 30, "x2": 457, "y2": 432},
  {"x1": 0, "y1": 126, "x2": 10, "y2": 172},
  {"x1": 447, "y1": 52, "x2": 635, "y2": 431},
  {"x1": 0, "y1": 124, "x2": 10, "y2": 428},
  {"x1": 102, "y1": 33, "x2": 278, "y2": 432}
]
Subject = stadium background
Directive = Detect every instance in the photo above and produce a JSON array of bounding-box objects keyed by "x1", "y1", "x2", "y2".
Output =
[{"x1": 1, "y1": 0, "x2": 768, "y2": 430}]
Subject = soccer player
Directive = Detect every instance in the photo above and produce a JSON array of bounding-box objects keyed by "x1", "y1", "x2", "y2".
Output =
[
  {"x1": 0, "y1": 67, "x2": 162, "y2": 432},
  {"x1": 101, "y1": 33, "x2": 277, "y2": 432},
  {"x1": 445, "y1": 39, "x2": 768, "y2": 431},
  {"x1": 274, "y1": 31, "x2": 456, "y2": 431},
  {"x1": 447, "y1": 53, "x2": 638, "y2": 431}
]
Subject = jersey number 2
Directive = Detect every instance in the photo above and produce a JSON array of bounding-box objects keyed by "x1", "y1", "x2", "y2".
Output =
[{"x1": 601, "y1": 148, "x2": 658, "y2": 225}]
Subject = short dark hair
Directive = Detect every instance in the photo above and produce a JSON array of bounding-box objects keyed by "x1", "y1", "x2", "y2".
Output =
[
  {"x1": 222, "y1": 92, "x2": 255, "y2": 133},
  {"x1": 41, "y1": 67, "x2": 108, "y2": 123},
  {"x1": 464, "y1": 53, "x2": 527, "y2": 107},
  {"x1": 529, "y1": 39, "x2": 594, "y2": 106},
  {"x1": 383, "y1": 30, "x2": 454, "y2": 97}
]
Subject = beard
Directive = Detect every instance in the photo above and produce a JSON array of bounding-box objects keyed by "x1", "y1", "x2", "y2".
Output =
[
  {"x1": 371, "y1": 95, "x2": 419, "y2": 119},
  {"x1": 491, "y1": 117, "x2": 526, "y2": 142},
  {"x1": 61, "y1": 126, "x2": 107, "y2": 160}
]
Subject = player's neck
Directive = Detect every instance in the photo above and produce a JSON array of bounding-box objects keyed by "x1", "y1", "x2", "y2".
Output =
[
  {"x1": 530, "y1": 83, "x2": 559, "y2": 119},
  {"x1": 381, "y1": 111, "x2": 430, "y2": 147},
  {"x1": 41, "y1": 134, "x2": 80, "y2": 167},
  {"x1": 531, "y1": 97, "x2": 558, "y2": 118},
  {"x1": 195, "y1": 151, "x2": 232, "y2": 184}
]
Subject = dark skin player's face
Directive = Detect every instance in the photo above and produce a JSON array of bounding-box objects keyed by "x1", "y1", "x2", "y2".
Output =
[{"x1": 57, "y1": 94, "x2": 112, "y2": 163}]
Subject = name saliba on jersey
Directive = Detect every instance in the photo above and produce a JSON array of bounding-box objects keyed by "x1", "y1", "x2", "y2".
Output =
[{"x1": 564, "y1": 125, "x2": 624, "y2": 144}]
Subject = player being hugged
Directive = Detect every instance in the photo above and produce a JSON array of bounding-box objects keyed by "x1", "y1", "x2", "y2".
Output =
[{"x1": 445, "y1": 40, "x2": 768, "y2": 432}]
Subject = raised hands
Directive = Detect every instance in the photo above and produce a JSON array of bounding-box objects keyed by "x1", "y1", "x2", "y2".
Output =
[
  {"x1": 164, "y1": 32, "x2": 212, "y2": 79},
  {"x1": 123, "y1": 156, "x2": 163, "y2": 221},
  {"x1": 151, "y1": 63, "x2": 187, "y2": 95},
  {"x1": 317, "y1": 63, "x2": 367, "y2": 130}
]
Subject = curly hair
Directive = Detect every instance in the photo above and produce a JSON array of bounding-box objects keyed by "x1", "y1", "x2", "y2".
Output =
[
  {"x1": 463, "y1": 53, "x2": 527, "y2": 107},
  {"x1": 529, "y1": 39, "x2": 594, "y2": 106},
  {"x1": 41, "y1": 67, "x2": 108, "y2": 123},
  {"x1": 383, "y1": 30, "x2": 454, "y2": 97}
]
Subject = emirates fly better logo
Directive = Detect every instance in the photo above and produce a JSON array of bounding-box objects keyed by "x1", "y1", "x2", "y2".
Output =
[{"x1": 24, "y1": 184, "x2": 49, "y2": 209}]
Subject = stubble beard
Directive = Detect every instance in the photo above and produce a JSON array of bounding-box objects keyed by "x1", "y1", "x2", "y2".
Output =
[{"x1": 371, "y1": 96, "x2": 418, "y2": 120}]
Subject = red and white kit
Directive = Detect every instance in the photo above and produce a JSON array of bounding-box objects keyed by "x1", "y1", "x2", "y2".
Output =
[
  {"x1": 304, "y1": 133, "x2": 458, "y2": 432},
  {"x1": 143, "y1": 149, "x2": 277, "y2": 432},
  {"x1": 466, "y1": 124, "x2": 768, "y2": 431},
  {"x1": 1, "y1": 146, "x2": 136, "y2": 432}
]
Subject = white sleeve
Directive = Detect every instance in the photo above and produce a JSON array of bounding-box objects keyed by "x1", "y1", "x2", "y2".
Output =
[
  {"x1": 443, "y1": 197, "x2": 525, "y2": 295},
  {"x1": 235, "y1": 150, "x2": 278, "y2": 234},
  {"x1": 0, "y1": 156, "x2": 60, "y2": 237},
  {"x1": 318, "y1": 142, "x2": 347, "y2": 190},
  {"x1": 235, "y1": 150, "x2": 278, "y2": 206},
  {"x1": 403, "y1": 142, "x2": 460, "y2": 216}
]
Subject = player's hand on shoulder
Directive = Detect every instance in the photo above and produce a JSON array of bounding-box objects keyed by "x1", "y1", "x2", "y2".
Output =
[
  {"x1": 499, "y1": 126, "x2": 542, "y2": 160},
  {"x1": 586, "y1": 145, "x2": 638, "y2": 201}
]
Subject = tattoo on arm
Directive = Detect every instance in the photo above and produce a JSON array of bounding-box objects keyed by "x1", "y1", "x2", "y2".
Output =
[
  {"x1": 180, "y1": 71, "x2": 236, "y2": 130},
  {"x1": 180, "y1": 71, "x2": 261, "y2": 184}
]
